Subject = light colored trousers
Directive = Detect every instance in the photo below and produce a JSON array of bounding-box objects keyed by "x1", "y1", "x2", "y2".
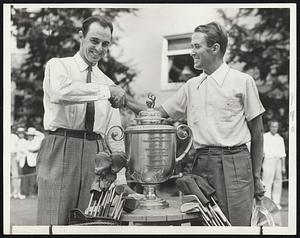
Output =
[
  {"x1": 11, "y1": 152, "x2": 21, "y2": 196},
  {"x1": 262, "y1": 157, "x2": 282, "y2": 206}
]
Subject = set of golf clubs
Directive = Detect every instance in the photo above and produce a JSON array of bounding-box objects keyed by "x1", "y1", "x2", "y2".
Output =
[
  {"x1": 182, "y1": 194, "x2": 231, "y2": 226},
  {"x1": 85, "y1": 186, "x2": 125, "y2": 220},
  {"x1": 176, "y1": 175, "x2": 231, "y2": 226}
]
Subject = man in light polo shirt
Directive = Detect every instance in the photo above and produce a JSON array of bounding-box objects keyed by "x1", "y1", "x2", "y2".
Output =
[{"x1": 126, "y1": 21, "x2": 265, "y2": 226}]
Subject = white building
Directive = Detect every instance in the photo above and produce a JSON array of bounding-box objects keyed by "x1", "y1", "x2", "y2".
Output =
[
  {"x1": 111, "y1": 5, "x2": 227, "y2": 105},
  {"x1": 10, "y1": 6, "x2": 245, "y2": 119}
]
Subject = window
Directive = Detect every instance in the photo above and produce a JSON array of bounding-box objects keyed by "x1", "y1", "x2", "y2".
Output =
[{"x1": 161, "y1": 33, "x2": 201, "y2": 91}]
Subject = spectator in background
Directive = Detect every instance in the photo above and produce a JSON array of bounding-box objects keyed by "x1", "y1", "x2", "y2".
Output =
[
  {"x1": 16, "y1": 127, "x2": 27, "y2": 199},
  {"x1": 262, "y1": 120, "x2": 286, "y2": 210},
  {"x1": 22, "y1": 127, "x2": 45, "y2": 197},
  {"x1": 11, "y1": 126, "x2": 22, "y2": 199}
]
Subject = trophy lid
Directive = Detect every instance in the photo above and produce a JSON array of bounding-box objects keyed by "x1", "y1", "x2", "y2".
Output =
[{"x1": 135, "y1": 94, "x2": 164, "y2": 125}]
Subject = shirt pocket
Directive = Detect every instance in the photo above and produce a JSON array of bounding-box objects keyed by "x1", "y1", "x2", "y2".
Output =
[
  {"x1": 189, "y1": 104, "x2": 202, "y2": 123},
  {"x1": 217, "y1": 98, "x2": 242, "y2": 123}
]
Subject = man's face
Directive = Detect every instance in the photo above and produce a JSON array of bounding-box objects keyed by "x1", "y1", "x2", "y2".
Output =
[
  {"x1": 27, "y1": 135, "x2": 34, "y2": 141},
  {"x1": 270, "y1": 122, "x2": 279, "y2": 135},
  {"x1": 18, "y1": 133, "x2": 25, "y2": 139},
  {"x1": 190, "y1": 32, "x2": 213, "y2": 71},
  {"x1": 79, "y1": 22, "x2": 111, "y2": 65}
]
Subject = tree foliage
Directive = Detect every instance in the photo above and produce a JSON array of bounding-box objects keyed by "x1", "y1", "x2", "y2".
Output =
[
  {"x1": 11, "y1": 7, "x2": 138, "y2": 129},
  {"x1": 219, "y1": 8, "x2": 290, "y2": 136}
]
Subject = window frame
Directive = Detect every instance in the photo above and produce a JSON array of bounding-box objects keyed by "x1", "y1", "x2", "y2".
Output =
[{"x1": 160, "y1": 33, "x2": 193, "y2": 91}]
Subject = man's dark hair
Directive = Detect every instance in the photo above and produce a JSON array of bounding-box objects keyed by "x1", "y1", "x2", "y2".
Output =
[
  {"x1": 82, "y1": 16, "x2": 113, "y2": 37},
  {"x1": 268, "y1": 119, "x2": 280, "y2": 127},
  {"x1": 194, "y1": 21, "x2": 228, "y2": 56}
]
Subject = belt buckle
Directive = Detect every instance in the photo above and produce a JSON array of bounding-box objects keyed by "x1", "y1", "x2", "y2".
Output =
[{"x1": 85, "y1": 132, "x2": 94, "y2": 140}]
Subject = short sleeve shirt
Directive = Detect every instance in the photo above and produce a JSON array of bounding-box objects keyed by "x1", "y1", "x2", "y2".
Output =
[
  {"x1": 162, "y1": 63, "x2": 265, "y2": 149},
  {"x1": 263, "y1": 132, "x2": 286, "y2": 158}
]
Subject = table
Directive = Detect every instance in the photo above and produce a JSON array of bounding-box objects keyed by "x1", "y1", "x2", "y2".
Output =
[{"x1": 119, "y1": 197, "x2": 201, "y2": 226}]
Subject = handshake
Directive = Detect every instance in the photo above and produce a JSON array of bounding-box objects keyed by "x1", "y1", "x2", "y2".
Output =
[{"x1": 109, "y1": 85, "x2": 127, "y2": 108}]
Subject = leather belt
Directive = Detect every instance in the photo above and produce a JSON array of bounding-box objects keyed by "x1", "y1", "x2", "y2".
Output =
[
  {"x1": 197, "y1": 144, "x2": 247, "y2": 152},
  {"x1": 47, "y1": 128, "x2": 102, "y2": 141}
]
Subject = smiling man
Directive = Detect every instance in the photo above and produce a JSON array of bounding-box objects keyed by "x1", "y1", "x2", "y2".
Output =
[
  {"x1": 36, "y1": 16, "x2": 128, "y2": 225},
  {"x1": 126, "y1": 22, "x2": 265, "y2": 226}
]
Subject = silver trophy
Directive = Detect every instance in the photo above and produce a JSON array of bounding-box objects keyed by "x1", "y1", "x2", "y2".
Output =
[{"x1": 106, "y1": 94, "x2": 193, "y2": 209}]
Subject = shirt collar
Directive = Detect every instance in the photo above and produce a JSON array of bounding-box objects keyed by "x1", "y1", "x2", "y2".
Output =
[
  {"x1": 207, "y1": 62, "x2": 229, "y2": 87},
  {"x1": 74, "y1": 52, "x2": 98, "y2": 72}
]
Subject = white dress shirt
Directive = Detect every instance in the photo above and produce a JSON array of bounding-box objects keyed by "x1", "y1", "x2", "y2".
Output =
[
  {"x1": 11, "y1": 133, "x2": 19, "y2": 155},
  {"x1": 263, "y1": 132, "x2": 286, "y2": 158},
  {"x1": 43, "y1": 52, "x2": 124, "y2": 151},
  {"x1": 26, "y1": 133, "x2": 45, "y2": 167},
  {"x1": 17, "y1": 138, "x2": 28, "y2": 168},
  {"x1": 162, "y1": 63, "x2": 265, "y2": 148},
  {"x1": 43, "y1": 52, "x2": 126, "y2": 183}
]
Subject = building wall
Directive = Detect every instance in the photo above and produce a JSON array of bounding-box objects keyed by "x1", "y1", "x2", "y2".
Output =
[{"x1": 111, "y1": 6, "x2": 221, "y2": 105}]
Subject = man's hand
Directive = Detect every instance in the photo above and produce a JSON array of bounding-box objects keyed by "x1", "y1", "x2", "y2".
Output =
[
  {"x1": 109, "y1": 85, "x2": 126, "y2": 108},
  {"x1": 281, "y1": 157, "x2": 286, "y2": 178},
  {"x1": 254, "y1": 178, "x2": 265, "y2": 201}
]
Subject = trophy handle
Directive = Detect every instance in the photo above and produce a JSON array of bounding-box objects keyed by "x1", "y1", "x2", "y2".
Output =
[
  {"x1": 175, "y1": 124, "x2": 193, "y2": 162},
  {"x1": 104, "y1": 125, "x2": 125, "y2": 154}
]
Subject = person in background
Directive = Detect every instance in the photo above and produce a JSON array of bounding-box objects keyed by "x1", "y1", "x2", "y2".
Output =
[
  {"x1": 126, "y1": 21, "x2": 265, "y2": 226},
  {"x1": 262, "y1": 120, "x2": 286, "y2": 210},
  {"x1": 21, "y1": 127, "x2": 45, "y2": 197},
  {"x1": 11, "y1": 125, "x2": 22, "y2": 199},
  {"x1": 16, "y1": 127, "x2": 27, "y2": 199},
  {"x1": 37, "y1": 15, "x2": 139, "y2": 225}
]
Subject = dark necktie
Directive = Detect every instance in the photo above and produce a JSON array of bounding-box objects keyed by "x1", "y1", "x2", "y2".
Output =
[{"x1": 85, "y1": 65, "x2": 95, "y2": 132}]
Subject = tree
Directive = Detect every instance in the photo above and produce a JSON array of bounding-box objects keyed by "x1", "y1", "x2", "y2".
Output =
[
  {"x1": 219, "y1": 8, "x2": 290, "y2": 174},
  {"x1": 11, "y1": 7, "x2": 138, "y2": 129},
  {"x1": 219, "y1": 8, "x2": 289, "y2": 132}
]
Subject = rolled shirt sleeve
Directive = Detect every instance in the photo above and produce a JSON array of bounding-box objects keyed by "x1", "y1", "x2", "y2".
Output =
[
  {"x1": 244, "y1": 76, "x2": 265, "y2": 121},
  {"x1": 44, "y1": 58, "x2": 111, "y2": 104},
  {"x1": 279, "y1": 137, "x2": 286, "y2": 157},
  {"x1": 161, "y1": 84, "x2": 188, "y2": 121}
]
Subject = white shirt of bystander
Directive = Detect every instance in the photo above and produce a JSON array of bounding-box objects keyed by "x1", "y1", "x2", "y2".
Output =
[{"x1": 263, "y1": 132, "x2": 286, "y2": 158}]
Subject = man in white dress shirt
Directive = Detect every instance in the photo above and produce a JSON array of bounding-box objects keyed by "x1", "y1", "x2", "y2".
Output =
[
  {"x1": 262, "y1": 120, "x2": 286, "y2": 209},
  {"x1": 37, "y1": 16, "x2": 130, "y2": 225}
]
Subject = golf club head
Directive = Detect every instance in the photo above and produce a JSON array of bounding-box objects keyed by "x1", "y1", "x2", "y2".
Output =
[{"x1": 180, "y1": 202, "x2": 201, "y2": 213}]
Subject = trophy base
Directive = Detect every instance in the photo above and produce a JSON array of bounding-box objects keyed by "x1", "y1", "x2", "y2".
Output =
[
  {"x1": 139, "y1": 184, "x2": 169, "y2": 210},
  {"x1": 139, "y1": 198, "x2": 169, "y2": 210}
]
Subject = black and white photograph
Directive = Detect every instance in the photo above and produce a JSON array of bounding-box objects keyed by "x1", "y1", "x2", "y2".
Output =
[{"x1": 3, "y1": 3, "x2": 297, "y2": 235}]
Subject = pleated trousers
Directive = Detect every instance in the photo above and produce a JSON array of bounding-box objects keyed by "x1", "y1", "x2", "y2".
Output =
[
  {"x1": 192, "y1": 146, "x2": 254, "y2": 226},
  {"x1": 36, "y1": 134, "x2": 106, "y2": 225}
]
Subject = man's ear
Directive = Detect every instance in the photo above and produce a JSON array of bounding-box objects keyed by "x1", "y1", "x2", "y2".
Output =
[
  {"x1": 211, "y1": 43, "x2": 220, "y2": 55},
  {"x1": 79, "y1": 30, "x2": 84, "y2": 39}
]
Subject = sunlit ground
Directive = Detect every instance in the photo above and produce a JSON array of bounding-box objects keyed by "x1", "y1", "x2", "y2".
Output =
[{"x1": 10, "y1": 183, "x2": 288, "y2": 227}]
